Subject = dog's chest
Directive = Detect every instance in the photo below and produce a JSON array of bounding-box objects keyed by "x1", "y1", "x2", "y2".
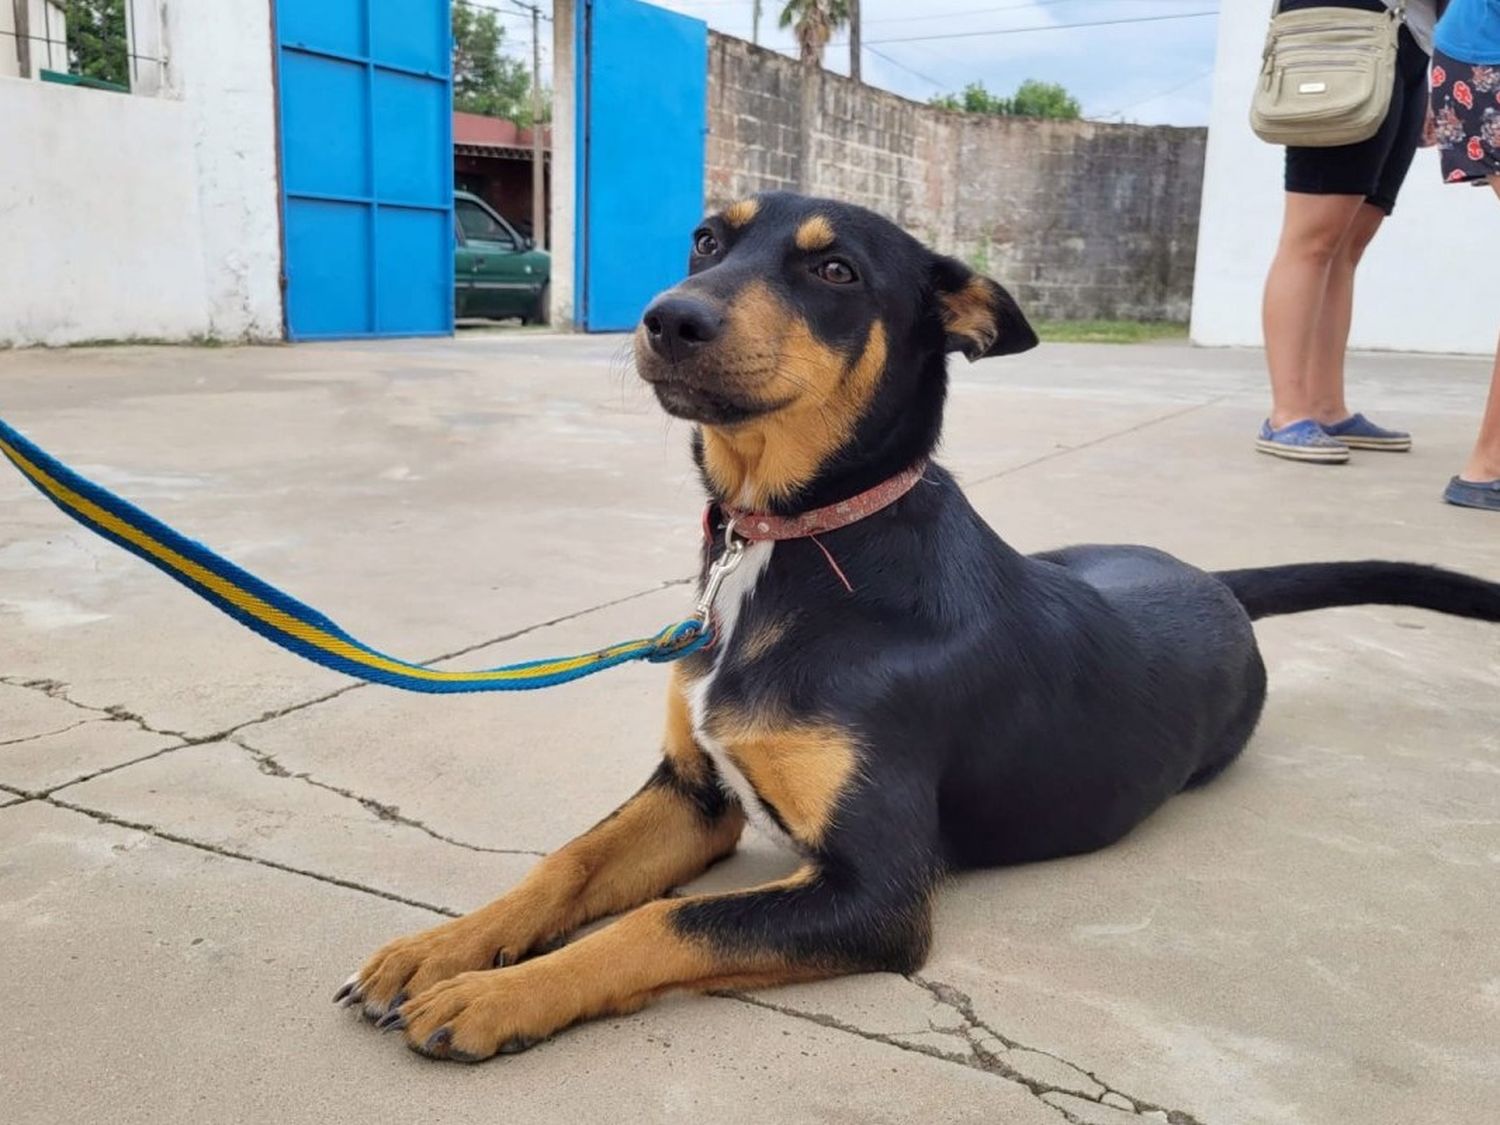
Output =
[{"x1": 685, "y1": 541, "x2": 798, "y2": 852}]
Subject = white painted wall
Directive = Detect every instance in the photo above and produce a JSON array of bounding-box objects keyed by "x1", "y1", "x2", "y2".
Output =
[
  {"x1": 0, "y1": 0, "x2": 282, "y2": 346},
  {"x1": 550, "y1": 0, "x2": 577, "y2": 329},
  {"x1": 1192, "y1": 3, "x2": 1500, "y2": 355}
]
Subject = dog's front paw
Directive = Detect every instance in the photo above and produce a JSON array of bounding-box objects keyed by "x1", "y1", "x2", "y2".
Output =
[
  {"x1": 335, "y1": 917, "x2": 522, "y2": 1021},
  {"x1": 387, "y1": 968, "x2": 583, "y2": 1062}
]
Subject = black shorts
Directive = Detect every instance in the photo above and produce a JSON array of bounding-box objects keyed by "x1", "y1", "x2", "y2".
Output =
[
  {"x1": 1430, "y1": 50, "x2": 1500, "y2": 185},
  {"x1": 1283, "y1": 21, "x2": 1431, "y2": 215}
]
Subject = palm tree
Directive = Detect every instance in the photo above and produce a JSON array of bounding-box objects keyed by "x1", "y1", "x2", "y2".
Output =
[{"x1": 778, "y1": 0, "x2": 850, "y2": 69}]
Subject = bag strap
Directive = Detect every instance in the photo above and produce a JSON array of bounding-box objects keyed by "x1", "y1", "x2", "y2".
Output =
[{"x1": 1271, "y1": 1, "x2": 1407, "y2": 18}]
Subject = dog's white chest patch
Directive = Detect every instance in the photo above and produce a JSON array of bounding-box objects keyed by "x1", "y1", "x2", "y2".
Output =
[{"x1": 686, "y1": 540, "x2": 797, "y2": 852}]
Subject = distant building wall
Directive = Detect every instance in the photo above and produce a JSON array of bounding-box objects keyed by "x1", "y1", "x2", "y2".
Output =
[
  {"x1": 1192, "y1": 2, "x2": 1500, "y2": 354},
  {"x1": 706, "y1": 33, "x2": 1207, "y2": 322},
  {"x1": 0, "y1": 0, "x2": 282, "y2": 347}
]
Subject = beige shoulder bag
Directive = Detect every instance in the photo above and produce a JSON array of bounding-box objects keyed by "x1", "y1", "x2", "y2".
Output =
[{"x1": 1250, "y1": 2, "x2": 1405, "y2": 147}]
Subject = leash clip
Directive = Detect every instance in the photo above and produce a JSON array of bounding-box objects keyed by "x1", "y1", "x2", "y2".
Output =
[{"x1": 693, "y1": 518, "x2": 747, "y2": 630}]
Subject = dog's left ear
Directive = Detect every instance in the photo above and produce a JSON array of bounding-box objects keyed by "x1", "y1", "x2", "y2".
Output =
[{"x1": 930, "y1": 255, "x2": 1038, "y2": 361}]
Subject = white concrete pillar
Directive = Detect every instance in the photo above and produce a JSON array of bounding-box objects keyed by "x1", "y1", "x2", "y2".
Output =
[{"x1": 549, "y1": 0, "x2": 578, "y2": 330}]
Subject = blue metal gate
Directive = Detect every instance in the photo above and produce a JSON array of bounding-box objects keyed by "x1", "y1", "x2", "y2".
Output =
[
  {"x1": 578, "y1": 0, "x2": 706, "y2": 332},
  {"x1": 275, "y1": 1, "x2": 453, "y2": 340}
]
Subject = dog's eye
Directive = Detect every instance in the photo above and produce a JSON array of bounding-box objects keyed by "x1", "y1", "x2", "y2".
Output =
[
  {"x1": 693, "y1": 231, "x2": 720, "y2": 257},
  {"x1": 815, "y1": 259, "x2": 858, "y2": 285}
]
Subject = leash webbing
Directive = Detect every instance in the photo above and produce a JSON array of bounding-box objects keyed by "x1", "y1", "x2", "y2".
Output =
[{"x1": 0, "y1": 416, "x2": 711, "y2": 693}]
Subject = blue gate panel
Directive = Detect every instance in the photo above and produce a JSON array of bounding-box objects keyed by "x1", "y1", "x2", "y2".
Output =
[
  {"x1": 285, "y1": 200, "x2": 372, "y2": 337},
  {"x1": 280, "y1": 52, "x2": 370, "y2": 199},
  {"x1": 278, "y1": 0, "x2": 365, "y2": 57},
  {"x1": 581, "y1": 0, "x2": 706, "y2": 332},
  {"x1": 371, "y1": 0, "x2": 447, "y2": 74},
  {"x1": 276, "y1": 0, "x2": 452, "y2": 340},
  {"x1": 373, "y1": 70, "x2": 448, "y2": 205},
  {"x1": 375, "y1": 207, "x2": 449, "y2": 334}
]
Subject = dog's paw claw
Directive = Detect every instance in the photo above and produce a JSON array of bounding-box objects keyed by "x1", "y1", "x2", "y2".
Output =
[
  {"x1": 334, "y1": 974, "x2": 363, "y2": 1007},
  {"x1": 497, "y1": 1036, "x2": 537, "y2": 1055},
  {"x1": 422, "y1": 1027, "x2": 453, "y2": 1056},
  {"x1": 376, "y1": 1010, "x2": 406, "y2": 1032}
]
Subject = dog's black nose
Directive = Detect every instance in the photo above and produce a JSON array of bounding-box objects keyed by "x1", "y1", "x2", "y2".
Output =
[{"x1": 642, "y1": 296, "x2": 723, "y2": 362}]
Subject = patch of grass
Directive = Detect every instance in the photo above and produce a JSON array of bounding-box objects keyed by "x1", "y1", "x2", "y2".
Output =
[{"x1": 1034, "y1": 320, "x2": 1189, "y2": 345}]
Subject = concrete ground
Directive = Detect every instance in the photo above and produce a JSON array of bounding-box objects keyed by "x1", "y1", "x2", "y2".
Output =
[{"x1": 1, "y1": 333, "x2": 1496, "y2": 1125}]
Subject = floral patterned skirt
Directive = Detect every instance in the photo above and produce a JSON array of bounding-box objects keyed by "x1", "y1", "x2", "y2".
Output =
[{"x1": 1430, "y1": 50, "x2": 1500, "y2": 185}]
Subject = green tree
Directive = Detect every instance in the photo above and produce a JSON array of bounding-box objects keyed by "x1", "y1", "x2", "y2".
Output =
[
  {"x1": 779, "y1": 0, "x2": 849, "y2": 68},
  {"x1": 930, "y1": 82, "x2": 1012, "y2": 115},
  {"x1": 930, "y1": 79, "x2": 1081, "y2": 121},
  {"x1": 66, "y1": 0, "x2": 129, "y2": 88},
  {"x1": 1009, "y1": 79, "x2": 1081, "y2": 120},
  {"x1": 452, "y1": 3, "x2": 535, "y2": 122}
]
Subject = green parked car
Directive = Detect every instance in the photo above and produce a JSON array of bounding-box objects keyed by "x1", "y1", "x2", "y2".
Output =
[{"x1": 455, "y1": 191, "x2": 550, "y2": 323}]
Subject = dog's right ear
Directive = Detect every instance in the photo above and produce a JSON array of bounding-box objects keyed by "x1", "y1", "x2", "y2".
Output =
[{"x1": 930, "y1": 255, "x2": 1039, "y2": 361}]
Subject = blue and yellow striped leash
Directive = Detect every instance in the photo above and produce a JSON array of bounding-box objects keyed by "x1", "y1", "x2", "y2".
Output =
[{"x1": 0, "y1": 416, "x2": 714, "y2": 693}]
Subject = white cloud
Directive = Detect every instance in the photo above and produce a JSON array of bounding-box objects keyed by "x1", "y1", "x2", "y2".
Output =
[{"x1": 651, "y1": 0, "x2": 1221, "y2": 125}]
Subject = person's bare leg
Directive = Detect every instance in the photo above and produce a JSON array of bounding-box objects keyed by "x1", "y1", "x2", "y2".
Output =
[
  {"x1": 1460, "y1": 339, "x2": 1500, "y2": 482},
  {"x1": 1455, "y1": 178, "x2": 1500, "y2": 481},
  {"x1": 1306, "y1": 202, "x2": 1386, "y2": 425},
  {"x1": 1263, "y1": 192, "x2": 1368, "y2": 429},
  {"x1": 1458, "y1": 179, "x2": 1500, "y2": 484}
]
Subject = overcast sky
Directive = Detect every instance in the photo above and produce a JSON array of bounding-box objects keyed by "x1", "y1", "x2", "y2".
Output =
[
  {"x1": 649, "y1": 0, "x2": 1221, "y2": 125},
  {"x1": 483, "y1": 1, "x2": 1221, "y2": 127}
]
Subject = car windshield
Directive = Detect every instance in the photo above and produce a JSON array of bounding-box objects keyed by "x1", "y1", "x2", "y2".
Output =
[{"x1": 457, "y1": 199, "x2": 514, "y2": 246}]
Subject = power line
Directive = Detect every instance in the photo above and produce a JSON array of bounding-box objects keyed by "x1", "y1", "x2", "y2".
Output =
[
  {"x1": 863, "y1": 44, "x2": 944, "y2": 89},
  {"x1": 850, "y1": 9, "x2": 1219, "y2": 47},
  {"x1": 453, "y1": 0, "x2": 552, "y2": 23},
  {"x1": 1096, "y1": 64, "x2": 1214, "y2": 119},
  {"x1": 864, "y1": 0, "x2": 1139, "y2": 26}
]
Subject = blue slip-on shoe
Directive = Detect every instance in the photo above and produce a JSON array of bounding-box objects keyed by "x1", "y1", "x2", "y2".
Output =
[
  {"x1": 1321, "y1": 413, "x2": 1412, "y2": 452},
  {"x1": 1255, "y1": 419, "x2": 1350, "y2": 464},
  {"x1": 1442, "y1": 476, "x2": 1500, "y2": 512}
]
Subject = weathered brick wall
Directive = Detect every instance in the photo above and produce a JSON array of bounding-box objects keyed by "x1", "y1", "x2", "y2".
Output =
[{"x1": 706, "y1": 33, "x2": 1206, "y2": 322}]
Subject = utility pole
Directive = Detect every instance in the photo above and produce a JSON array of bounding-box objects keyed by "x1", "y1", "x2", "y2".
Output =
[
  {"x1": 752, "y1": 0, "x2": 762, "y2": 45},
  {"x1": 849, "y1": 0, "x2": 861, "y2": 82},
  {"x1": 530, "y1": 3, "x2": 546, "y2": 252}
]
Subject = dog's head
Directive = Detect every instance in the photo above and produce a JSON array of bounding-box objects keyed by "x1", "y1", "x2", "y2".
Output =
[{"x1": 634, "y1": 192, "x2": 1036, "y2": 511}]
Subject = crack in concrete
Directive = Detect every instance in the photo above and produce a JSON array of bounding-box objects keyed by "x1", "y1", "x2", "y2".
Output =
[
  {"x1": 42, "y1": 794, "x2": 463, "y2": 919},
  {"x1": 419, "y1": 575, "x2": 696, "y2": 668},
  {"x1": 720, "y1": 978, "x2": 1207, "y2": 1125},
  {"x1": 0, "y1": 676, "x2": 189, "y2": 740},
  {"x1": 0, "y1": 678, "x2": 439, "y2": 801},
  {"x1": 906, "y1": 974, "x2": 1207, "y2": 1125},
  {"x1": 0, "y1": 717, "x2": 99, "y2": 747},
  {"x1": 5, "y1": 573, "x2": 699, "y2": 797},
  {"x1": 965, "y1": 399, "x2": 1224, "y2": 490},
  {"x1": 721, "y1": 989, "x2": 975, "y2": 1062},
  {"x1": 231, "y1": 734, "x2": 546, "y2": 858},
  {"x1": 17, "y1": 788, "x2": 1207, "y2": 1120}
]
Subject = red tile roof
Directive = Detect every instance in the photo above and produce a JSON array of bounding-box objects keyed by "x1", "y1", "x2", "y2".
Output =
[{"x1": 453, "y1": 111, "x2": 550, "y2": 150}]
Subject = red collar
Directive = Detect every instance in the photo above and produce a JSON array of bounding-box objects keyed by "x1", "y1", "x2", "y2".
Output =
[{"x1": 713, "y1": 461, "x2": 929, "y2": 543}]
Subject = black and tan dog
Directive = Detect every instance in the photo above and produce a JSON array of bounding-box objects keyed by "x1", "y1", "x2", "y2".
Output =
[{"x1": 337, "y1": 191, "x2": 1500, "y2": 1061}]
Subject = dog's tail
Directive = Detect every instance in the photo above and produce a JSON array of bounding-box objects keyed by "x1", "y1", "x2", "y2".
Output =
[{"x1": 1214, "y1": 561, "x2": 1500, "y2": 623}]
